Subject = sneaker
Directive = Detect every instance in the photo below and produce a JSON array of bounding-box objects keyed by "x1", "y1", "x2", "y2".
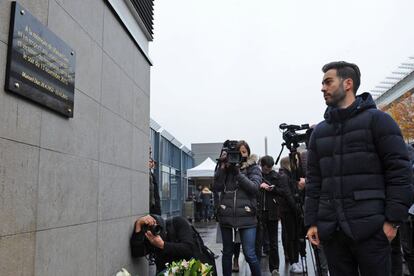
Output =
[
  {"x1": 290, "y1": 262, "x2": 304, "y2": 273},
  {"x1": 271, "y1": 269, "x2": 280, "y2": 276}
]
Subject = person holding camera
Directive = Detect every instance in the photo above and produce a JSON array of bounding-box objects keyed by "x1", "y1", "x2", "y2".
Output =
[
  {"x1": 256, "y1": 155, "x2": 295, "y2": 276},
  {"x1": 213, "y1": 140, "x2": 262, "y2": 276},
  {"x1": 130, "y1": 214, "x2": 196, "y2": 274},
  {"x1": 305, "y1": 61, "x2": 413, "y2": 276}
]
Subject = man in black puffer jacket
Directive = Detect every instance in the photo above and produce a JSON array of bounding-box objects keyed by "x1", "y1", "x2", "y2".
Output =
[{"x1": 305, "y1": 61, "x2": 413, "y2": 276}]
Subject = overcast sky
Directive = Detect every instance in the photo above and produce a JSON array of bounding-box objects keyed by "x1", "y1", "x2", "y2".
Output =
[{"x1": 150, "y1": 0, "x2": 414, "y2": 158}]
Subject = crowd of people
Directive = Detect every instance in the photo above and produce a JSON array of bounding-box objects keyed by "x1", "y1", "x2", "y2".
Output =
[{"x1": 130, "y1": 61, "x2": 414, "y2": 276}]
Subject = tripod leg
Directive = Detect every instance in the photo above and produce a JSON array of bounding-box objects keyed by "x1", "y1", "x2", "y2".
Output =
[{"x1": 311, "y1": 242, "x2": 323, "y2": 276}]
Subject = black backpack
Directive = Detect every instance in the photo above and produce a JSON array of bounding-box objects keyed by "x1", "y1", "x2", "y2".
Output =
[{"x1": 166, "y1": 218, "x2": 217, "y2": 275}]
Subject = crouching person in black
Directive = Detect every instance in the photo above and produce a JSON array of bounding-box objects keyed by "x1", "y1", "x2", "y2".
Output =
[{"x1": 130, "y1": 214, "x2": 195, "y2": 274}]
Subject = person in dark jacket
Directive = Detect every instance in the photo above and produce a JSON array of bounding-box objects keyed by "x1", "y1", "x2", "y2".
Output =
[
  {"x1": 279, "y1": 156, "x2": 306, "y2": 273},
  {"x1": 130, "y1": 214, "x2": 195, "y2": 274},
  {"x1": 201, "y1": 187, "x2": 213, "y2": 221},
  {"x1": 149, "y1": 158, "x2": 161, "y2": 215},
  {"x1": 305, "y1": 61, "x2": 413, "y2": 276},
  {"x1": 213, "y1": 140, "x2": 262, "y2": 276},
  {"x1": 256, "y1": 155, "x2": 293, "y2": 276}
]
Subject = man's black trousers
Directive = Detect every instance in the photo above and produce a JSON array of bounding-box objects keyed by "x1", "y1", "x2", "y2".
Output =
[
  {"x1": 256, "y1": 213, "x2": 279, "y2": 272},
  {"x1": 322, "y1": 229, "x2": 390, "y2": 276}
]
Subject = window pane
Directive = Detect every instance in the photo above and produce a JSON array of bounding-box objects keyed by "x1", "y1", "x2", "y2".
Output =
[{"x1": 162, "y1": 172, "x2": 170, "y2": 199}]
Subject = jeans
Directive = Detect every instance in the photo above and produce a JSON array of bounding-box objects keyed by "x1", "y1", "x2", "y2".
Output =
[
  {"x1": 221, "y1": 226, "x2": 261, "y2": 276},
  {"x1": 202, "y1": 203, "x2": 210, "y2": 220}
]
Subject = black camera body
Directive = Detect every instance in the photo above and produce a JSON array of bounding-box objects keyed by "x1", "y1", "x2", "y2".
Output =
[
  {"x1": 142, "y1": 224, "x2": 162, "y2": 236},
  {"x1": 280, "y1": 123, "x2": 313, "y2": 150},
  {"x1": 221, "y1": 140, "x2": 241, "y2": 165}
]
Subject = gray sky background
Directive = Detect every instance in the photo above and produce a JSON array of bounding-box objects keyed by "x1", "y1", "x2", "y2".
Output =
[{"x1": 150, "y1": 0, "x2": 414, "y2": 158}]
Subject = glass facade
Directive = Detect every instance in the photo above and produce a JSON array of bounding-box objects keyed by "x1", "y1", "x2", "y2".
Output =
[{"x1": 150, "y1": 121, "x2": 194, "y2": 217}]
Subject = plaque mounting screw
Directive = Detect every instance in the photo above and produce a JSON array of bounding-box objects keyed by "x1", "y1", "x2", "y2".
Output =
[
  {"x1": 20, "y1": 10, "x2": 25, "y2": 15},
  {"x1": 70, "y1": 51, "x2": 74, "y2": 56},
  {"x1": 68, "y1": 108, "x2": 72, "y2": 113},
  {"x1": 14, "y1": 82, "x2": 20, "y2": 89}
]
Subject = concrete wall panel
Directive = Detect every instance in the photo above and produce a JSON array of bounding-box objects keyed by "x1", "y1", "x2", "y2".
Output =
[
  {"x1": 133, "y1": 86, "x2": 150, "y2": 133},
  {"x1": 102, "y1": 53, "x2": 134, "y2": 122},
  {"x1": 98, "y1": 217, "x2": 144, "y2": 276},
  {"x1": 132, "y1": 127, "x2": 148, "y2": 171},
  {"x1": 131, "y1": 171, "x2": 149, "y2": 215},
  {"x1": 0, "y1": 139, "x2": 39, "y2": 236},
  {"x1": 48, "y1": 0, "x2": 103, "y2": 102},
  {"x1": 99, "y1": 163, "x2": 132, "y2": 220},
  {"x1": 54, "y1": 0, "x2": 104, "y2": 45},
  {"x1": 40, "y1": 90, "x2": 100, "y2": 159},
  {"x1": 134, "y1": 48, "x2": 151, "y2": 95},
  {"x1": 103, "y1": 6, "x2": 135, "y2": 79},
  {"x1": 0, "y1": 232, "x2": 35, "y2": 276},
  {"x1": 37, "y1": 149, "x2": 99, "y2": 229},
  {"x1": 35, "y1": 223, "x2": 97, "y2": 276},
  {"x1": 99, "y1": 108, "x2": 133, "y2": 168},
  {"x1": 0, "y1": 0, "x2": 48, "y2": 44},
  {"x1": 0, "y1": 42, "x2": 42, "y2": 146}
]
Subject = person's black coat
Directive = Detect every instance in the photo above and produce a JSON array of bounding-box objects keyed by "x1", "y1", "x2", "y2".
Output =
[
  {"x1": 305, "y1": 92, "x2": 413, "y2": 242},
  {"x1": 213, "y1": 155, "x2": 261, "y2": 229},
  {"x1": 130, "y1": 216, "x2": 195, "y2": 273},
  {"x1": 258, "y1": 170, "x2": 296, "y2": 220},
  {"x1": 408, "y1": 144, "x2": 414, "y2": 185},
  {"x1": 150, "y1": 171, "x2": 161, "y2": 215}
]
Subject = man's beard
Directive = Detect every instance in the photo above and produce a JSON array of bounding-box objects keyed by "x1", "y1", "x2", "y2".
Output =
[{"x1": 326, "y1": 83, "x2": 346, "y2": 107}]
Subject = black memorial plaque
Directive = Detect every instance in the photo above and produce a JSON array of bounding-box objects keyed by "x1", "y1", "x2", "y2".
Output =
[{"x1": 5, "y1": 2, "x2": 76, "y2": 117}]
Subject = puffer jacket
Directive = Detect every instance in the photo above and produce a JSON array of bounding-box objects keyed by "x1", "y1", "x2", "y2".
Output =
[
  {"x1": 213, "y1": 155, "x2": 262, "y2": 229},
  {"x1": 305, "y1": 92, "x2": 413, "y2": 242}
]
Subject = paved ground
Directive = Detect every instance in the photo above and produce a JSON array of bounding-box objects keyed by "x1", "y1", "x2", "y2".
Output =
[{"x1": 194, "y1": 221, "x2": 322, "y2": 276}]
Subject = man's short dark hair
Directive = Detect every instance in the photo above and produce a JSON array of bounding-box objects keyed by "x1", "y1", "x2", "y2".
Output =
[
  {"x1": 260, "y1": 155, "x2": 275, "y2": 168},
  {"x1": 322, "y1": 61, "x2": 361, "y2": 94}
]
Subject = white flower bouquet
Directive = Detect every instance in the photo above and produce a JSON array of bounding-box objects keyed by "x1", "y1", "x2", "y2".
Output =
[{"x1": 160, "y1": 258, "x2": 213, "y2": 276}]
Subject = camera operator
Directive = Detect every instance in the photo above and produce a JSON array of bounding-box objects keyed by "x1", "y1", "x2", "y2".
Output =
[
  {"x1": 256, "y1": 155, "x2": 295, "y2": 276},
  {"x1": 213, "y1": 140, "x2": 262, "y2": 276},
  {"x1": 130, "y1": 214, "x2": 195, "y2": 274}
]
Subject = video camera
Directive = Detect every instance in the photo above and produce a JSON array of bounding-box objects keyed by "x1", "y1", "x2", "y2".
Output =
[
  {"x1": 142, "y1": 224, "x2": 163, "y2": 236},
  {"x1": 218, "y1": 140, "x2": 241, "y2": 165},
  {"x1": 280, "y1": 123, "x2": 313, "y2": 150}
]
